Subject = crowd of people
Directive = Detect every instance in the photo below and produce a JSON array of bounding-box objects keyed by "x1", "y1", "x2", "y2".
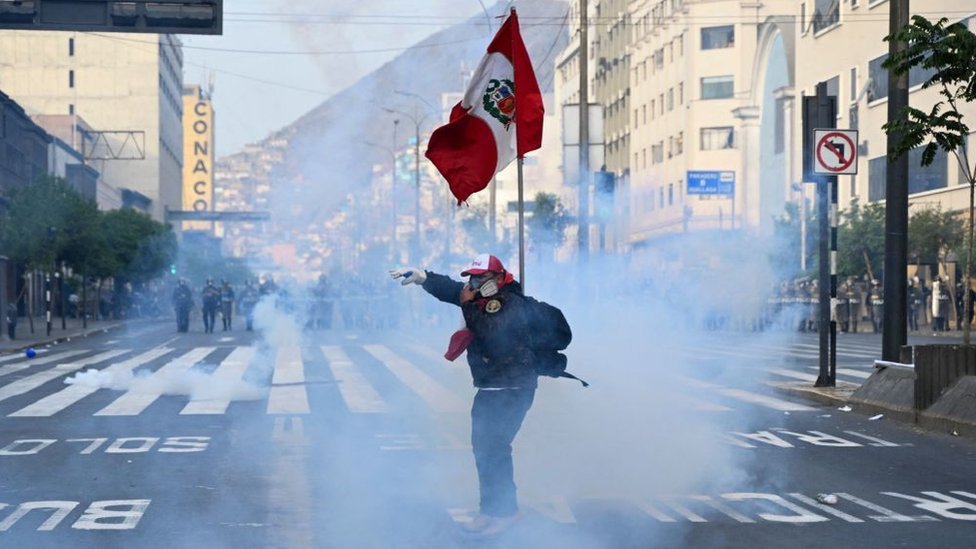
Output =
[
  {"x1": 759, "y1": 275, "x2": 976, "y2": 334},
  {"x1": 168, "y1": 273, "x2": 407, "y2": 334}
]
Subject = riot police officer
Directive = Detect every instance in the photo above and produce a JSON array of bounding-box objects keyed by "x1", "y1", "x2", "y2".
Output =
[
  {"x1": 201, "y1": 278, "x2": 221, "y2": 334},
  {"x1": 869, "y1": 279, "x2": 884, "y2": 333},
  {"x1": 172, "y1": 279, "x2": 193, "y2": 333},
  {"x1": 220, "y1": 279, "x2": 235, "y2": 331},
  {"x1": 239, "y1": 279, "x2": 259, "y2": 331}
]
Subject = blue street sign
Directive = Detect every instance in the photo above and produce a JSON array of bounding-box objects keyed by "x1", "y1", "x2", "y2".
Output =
[{"x1": 687, "y1": 170, "x2": 735, "y2": 196}]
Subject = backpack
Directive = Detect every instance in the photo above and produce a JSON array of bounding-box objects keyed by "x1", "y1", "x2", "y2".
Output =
[
  {"x1": 536, "y1": 349, "x2": 588, "y2": 387},
  {"x1": 528, "y1": 298, "x2": 588, "y2": 387}
]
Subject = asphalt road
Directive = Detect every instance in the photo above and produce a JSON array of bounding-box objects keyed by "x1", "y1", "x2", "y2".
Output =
[{"x1": 0, "y1": 319, "x2": 973, "y2": 548}]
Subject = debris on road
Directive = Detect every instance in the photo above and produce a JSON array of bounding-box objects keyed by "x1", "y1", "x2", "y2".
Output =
[
  {"x1": 816, "y1": 493, "x2": 838, "y2": 505},
  {"x1": 839, "y1": 405, "x2": 852, "y2": 412},
  {"x1": 869, "y1": 414, "x2": 884, "y2": 421}
]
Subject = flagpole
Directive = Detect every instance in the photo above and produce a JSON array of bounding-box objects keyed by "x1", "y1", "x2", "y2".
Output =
[
  {"x1": 517, "y1": 156, "x2": 526, "y2": 290},
  {"x1": 511, "y1": 6, "x2": 526, "y2": 290}
]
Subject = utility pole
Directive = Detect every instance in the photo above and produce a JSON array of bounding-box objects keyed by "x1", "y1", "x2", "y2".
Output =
[
  {"x1": 578, "y1": 0, "x2": 590, "y2": 263},
  {"x1": 392, "y1": 120, "x2": 399, "y2": 263},
  {"x1": 883, "y1": 0, "x2": 909, "y2": 362}
]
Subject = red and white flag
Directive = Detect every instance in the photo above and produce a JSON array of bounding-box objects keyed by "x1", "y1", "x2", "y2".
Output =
[{"x1": 425, "y1": 9, "x2": 544, "y2": 204}]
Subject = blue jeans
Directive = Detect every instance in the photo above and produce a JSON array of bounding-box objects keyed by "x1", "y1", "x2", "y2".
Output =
[{"x1": 470, "y1": 387, "x2": 535, "y2": 517}]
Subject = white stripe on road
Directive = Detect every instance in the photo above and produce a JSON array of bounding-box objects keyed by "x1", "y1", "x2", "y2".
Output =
[
  {"x1": 716, "y1": 388, "x2": 815, "y2": 411},
  {"x1": 364, "y1": 344, "x2": 467, "y2": 414},
  {"x1": 180, "y1": 346, "x2": 257, "y2": 415},
  {"x1": 7, "y1": 347, "x2": 172, "y2": 417},
  {"x1": 322, "y1": 346, "x2": 387, "y2": 414},
  {"x1": 768, "y1": 368, "x2": 819, "y2": 382},
  {"x1": 0, "y1": 350, "x2": 89, "y2": 379},
  {"x1": 94, "y1": 347, "x2": 215, "y2": 416},
  {"x1": 267, "y1": 347, "x2": 309, "y2": 415},
  {"x1": 0, "y1": 350, "x2": 127, "y2": 404},
  {"x1": 836, "y1": 367, "x2": 872, "y2": 379}
]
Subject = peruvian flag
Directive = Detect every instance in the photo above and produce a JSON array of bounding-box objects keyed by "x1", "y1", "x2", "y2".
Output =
[{"x1": 425, "y1": 9, "x2": 544, "y2": 204}]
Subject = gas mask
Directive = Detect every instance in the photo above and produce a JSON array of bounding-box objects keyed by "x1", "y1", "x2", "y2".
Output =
[{"x1": 469, "y1": 273, "x2": 500, "y2": 297}]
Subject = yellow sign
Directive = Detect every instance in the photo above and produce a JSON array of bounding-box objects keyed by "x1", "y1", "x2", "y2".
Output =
[{"x1": 182, "y1": 93, "x2": 214, "y2": 231}]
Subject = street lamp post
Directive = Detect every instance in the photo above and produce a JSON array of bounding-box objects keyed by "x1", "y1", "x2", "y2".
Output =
[
  {"x1": 364, "y1": 139, "x2": 399, "y2": 262},
  {"x1": 384, "y1": 105, "x2": 440, "y2": 263}
]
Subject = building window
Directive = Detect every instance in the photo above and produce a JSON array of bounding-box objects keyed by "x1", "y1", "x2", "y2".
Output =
[
  {"x1": 69, "y1": 37, "x2": 75, "y2": 56},
  {"x1": 659, "y1": 188, "x2": 664, "y2": 209},
  {"x1": 701, "y1": 75, "x2": 734, "y2": 100},
  {"x1": 651, "y1": 99, "x2": 656, "y2": 119},
  {"x1": 679, "y1": 82, "x2": 684, "y2": 104},
  {"x1": 668, "y1": 183, "x2": 674, "y2": 206},
  {"x1": 867, "y1": 52, "x2": 938, "y2": 103},
  {"x1": 68, "y1": 104, "x2": 74, "y2": 115},
  {"x1": 813, "y1": 0, "x2": 840, "y2": 34},
  {"x1": 667, "y1": 88, "x2": 674, "y2": 111},
  {"x1": 700, "y1": 127, "x2": 735, "y2": 150},
  {"x1": 868, "y1": 148, "x2": 948, "y2": 201},
  {"x1": 701, "y1": 25, "x2": 735, "y2": 49},
  {"x1": 654, "y1": 48, "x2": 664, "y2": 70},
  {"x1": 801, "y1": 3, "x2": 807, "y2": 35},
  {"x1": 642, "y1": 104, "x2": 647, "y2": 124},
  {"x1": 850, "y1": 66, "x2": 858, "y2": 103},
  {"x1": 676, "y1": 131, "x2": 684, "y2": 155},
  {"x1": 69, "y1": 70, "x2": 75, "y2": 88},
  {"x1": 677, "y1": 33, "x2": 683, "y2": 57},
  {"x1": 634, "y1": 108, "x2": 639, "y2": 127},
  {"x1": 659, "y1": 94, "x2": 664, "y2": 114},
  {"x1": 652, "y1": 142, "x2": 664, "y2": 164}
]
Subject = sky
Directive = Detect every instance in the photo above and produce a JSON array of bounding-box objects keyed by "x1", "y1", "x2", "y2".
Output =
[{"x1": 181, "y1": 0, "x2": 492, "y2": 158}]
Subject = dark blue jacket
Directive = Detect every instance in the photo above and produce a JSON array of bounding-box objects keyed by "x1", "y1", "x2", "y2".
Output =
[{"x1": 422, "y1": 271, "x2": 572, "y2": 389}]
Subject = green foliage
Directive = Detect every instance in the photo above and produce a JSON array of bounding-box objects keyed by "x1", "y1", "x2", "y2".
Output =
[
  {"x1": 0, "y1": 175, "x2": 90, "y2": 269},
  {"x1": 908, "y1": 205, "x2": 962, "y2": 264},
  {"x1": 770, "y1": 201, "x2": 815, "y2": 277},
  {"x1": 102, "y1": 208, "x2": 177, "y2": 283},
  {"x1": 527, "y1": 192, "x2": 569, "y2": 253},
  {"x1": 837, "y1": 198, "x2": 886, "y2": 279},
  {"x1": 883, "y1": 15, "x2": 976, "y2": 172},
  {"x1": 0, "y1": 175, "x2": 177, "y2": 283}
]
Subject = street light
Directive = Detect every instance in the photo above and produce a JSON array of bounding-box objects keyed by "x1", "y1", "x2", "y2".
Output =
[
  {"x1": 363, "y1": 139, "x2": 398, "y2": 262},
  {"x1": 383, "y1": 105, "x2": 442, "y2": 263}
]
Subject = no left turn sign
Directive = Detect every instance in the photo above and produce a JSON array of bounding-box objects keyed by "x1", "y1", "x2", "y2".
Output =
[{"x1": 814, "y1": 129, "x2": 859, "y2": 175}]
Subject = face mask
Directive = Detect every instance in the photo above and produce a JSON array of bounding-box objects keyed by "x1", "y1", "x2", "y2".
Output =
[{"x1": 477, "y1": 278, "x2": 499, "y2": 297}]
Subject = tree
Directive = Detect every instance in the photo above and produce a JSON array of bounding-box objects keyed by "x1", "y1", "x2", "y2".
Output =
[
  {"x1": 0, "y1": 175, "x2": 80, "y2": 270},
  {"x1": 101, "y1": 208, "x2": 177, "y2": 284},
  {"x1": 526, "y1": 192, "x2": 569, "y2": 261},
  {"x1": 908, "y1": 205, "x2": 962, "y2": 272},
  {"x1": 837, "y1": 198, "x2": 886, "y2": 280},
  {"x1": 770, "y1": 201, "x2": 816, "y2": 278},
  {"x1": 884, "y1": 15, "x2": 976, "y2": 342}
]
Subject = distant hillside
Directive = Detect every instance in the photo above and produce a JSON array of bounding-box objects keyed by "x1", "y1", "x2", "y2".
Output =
[{"x1": 224, "y1": 0, "x2": 570, "y2": 224}]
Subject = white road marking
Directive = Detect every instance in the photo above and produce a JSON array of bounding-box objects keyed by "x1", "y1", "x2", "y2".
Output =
[
  {"x1": 835, "y1": 493, "x2": 935, "y2": 522},
  {"x1": 0, "y1": 350, "x2": 89, "y2": 378},
  {"x1": 180, "y1": 346, "x2": 257, "y2": 415},
  {"x1": 787, "y1": 493, "x2": 865, "y2": 522},
  {"x1": 715, "y1": 388, "x2": 815, "y2": 412},
  {"x1": 322, "y1": 346, "x2": 387, "y2": 413},
  {"x1": 267, "y1": 347, "x2": 309, "y2": 415},
  {"x1": 8, "y1": 347, "x2": 172, "y2": 417},
  {"x1": 364, "y1": 344, "x2": 467, "y2": 414},
  {"x1": 768, "y1": 368, "x2": 819, "y2": 382},
  {"x1": 94, "y1": 348, "x2": 215, "y2": 416},
  {"x1": 0, "y1": 350, "x2": 126, "y2": 404},
  {"x1": 836, "y1": 367, "x2": 872, "y2": 379}
]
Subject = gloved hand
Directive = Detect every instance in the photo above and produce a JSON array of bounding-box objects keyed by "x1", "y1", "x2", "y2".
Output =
[{"x1": 389, "y1": 268, "x2": 426, "y2": 286}]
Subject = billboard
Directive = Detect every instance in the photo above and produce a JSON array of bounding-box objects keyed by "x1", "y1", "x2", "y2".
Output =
[
  {"x1": 0, "y1": 1, "x2": 223, "y2": 35},
  {"x1": 182, "y1": 89, "x2": 213, "y2": 231}
]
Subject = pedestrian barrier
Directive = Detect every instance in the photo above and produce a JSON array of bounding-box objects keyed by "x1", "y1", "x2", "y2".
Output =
[
  {"x1": 919, "y1": 376, "x2": 976, "y2": 437},
  {"x1": 912, "y1": 345, "x2": 976, "y2": 411}
]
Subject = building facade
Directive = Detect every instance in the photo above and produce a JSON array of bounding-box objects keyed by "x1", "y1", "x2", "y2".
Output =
[{"x1": 0, "y1": 31, "x2": 184, "y2": 221}]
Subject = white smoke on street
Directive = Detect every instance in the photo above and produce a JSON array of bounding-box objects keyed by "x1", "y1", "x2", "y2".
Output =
[{"x1": 64, "y1": 366, "x2": 266, "y2": 401}]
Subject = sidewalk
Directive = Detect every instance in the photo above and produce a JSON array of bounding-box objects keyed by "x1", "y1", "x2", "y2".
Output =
[{"x1": 0, "y1": 316, "x2": 128, "y2": 355}]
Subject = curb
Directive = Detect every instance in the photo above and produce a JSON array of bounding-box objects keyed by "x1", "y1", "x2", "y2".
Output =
[
  {"x1": 768, "y1": 380, "x2": 859, "y2": 408},
  {"x1": 0, "y1": 320, "x2": 128, "y2": 356}
]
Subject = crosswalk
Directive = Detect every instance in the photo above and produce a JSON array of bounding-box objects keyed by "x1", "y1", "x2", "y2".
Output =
[{"x1": 0, "y1": 336, "x2": 878, "y2": 420}]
